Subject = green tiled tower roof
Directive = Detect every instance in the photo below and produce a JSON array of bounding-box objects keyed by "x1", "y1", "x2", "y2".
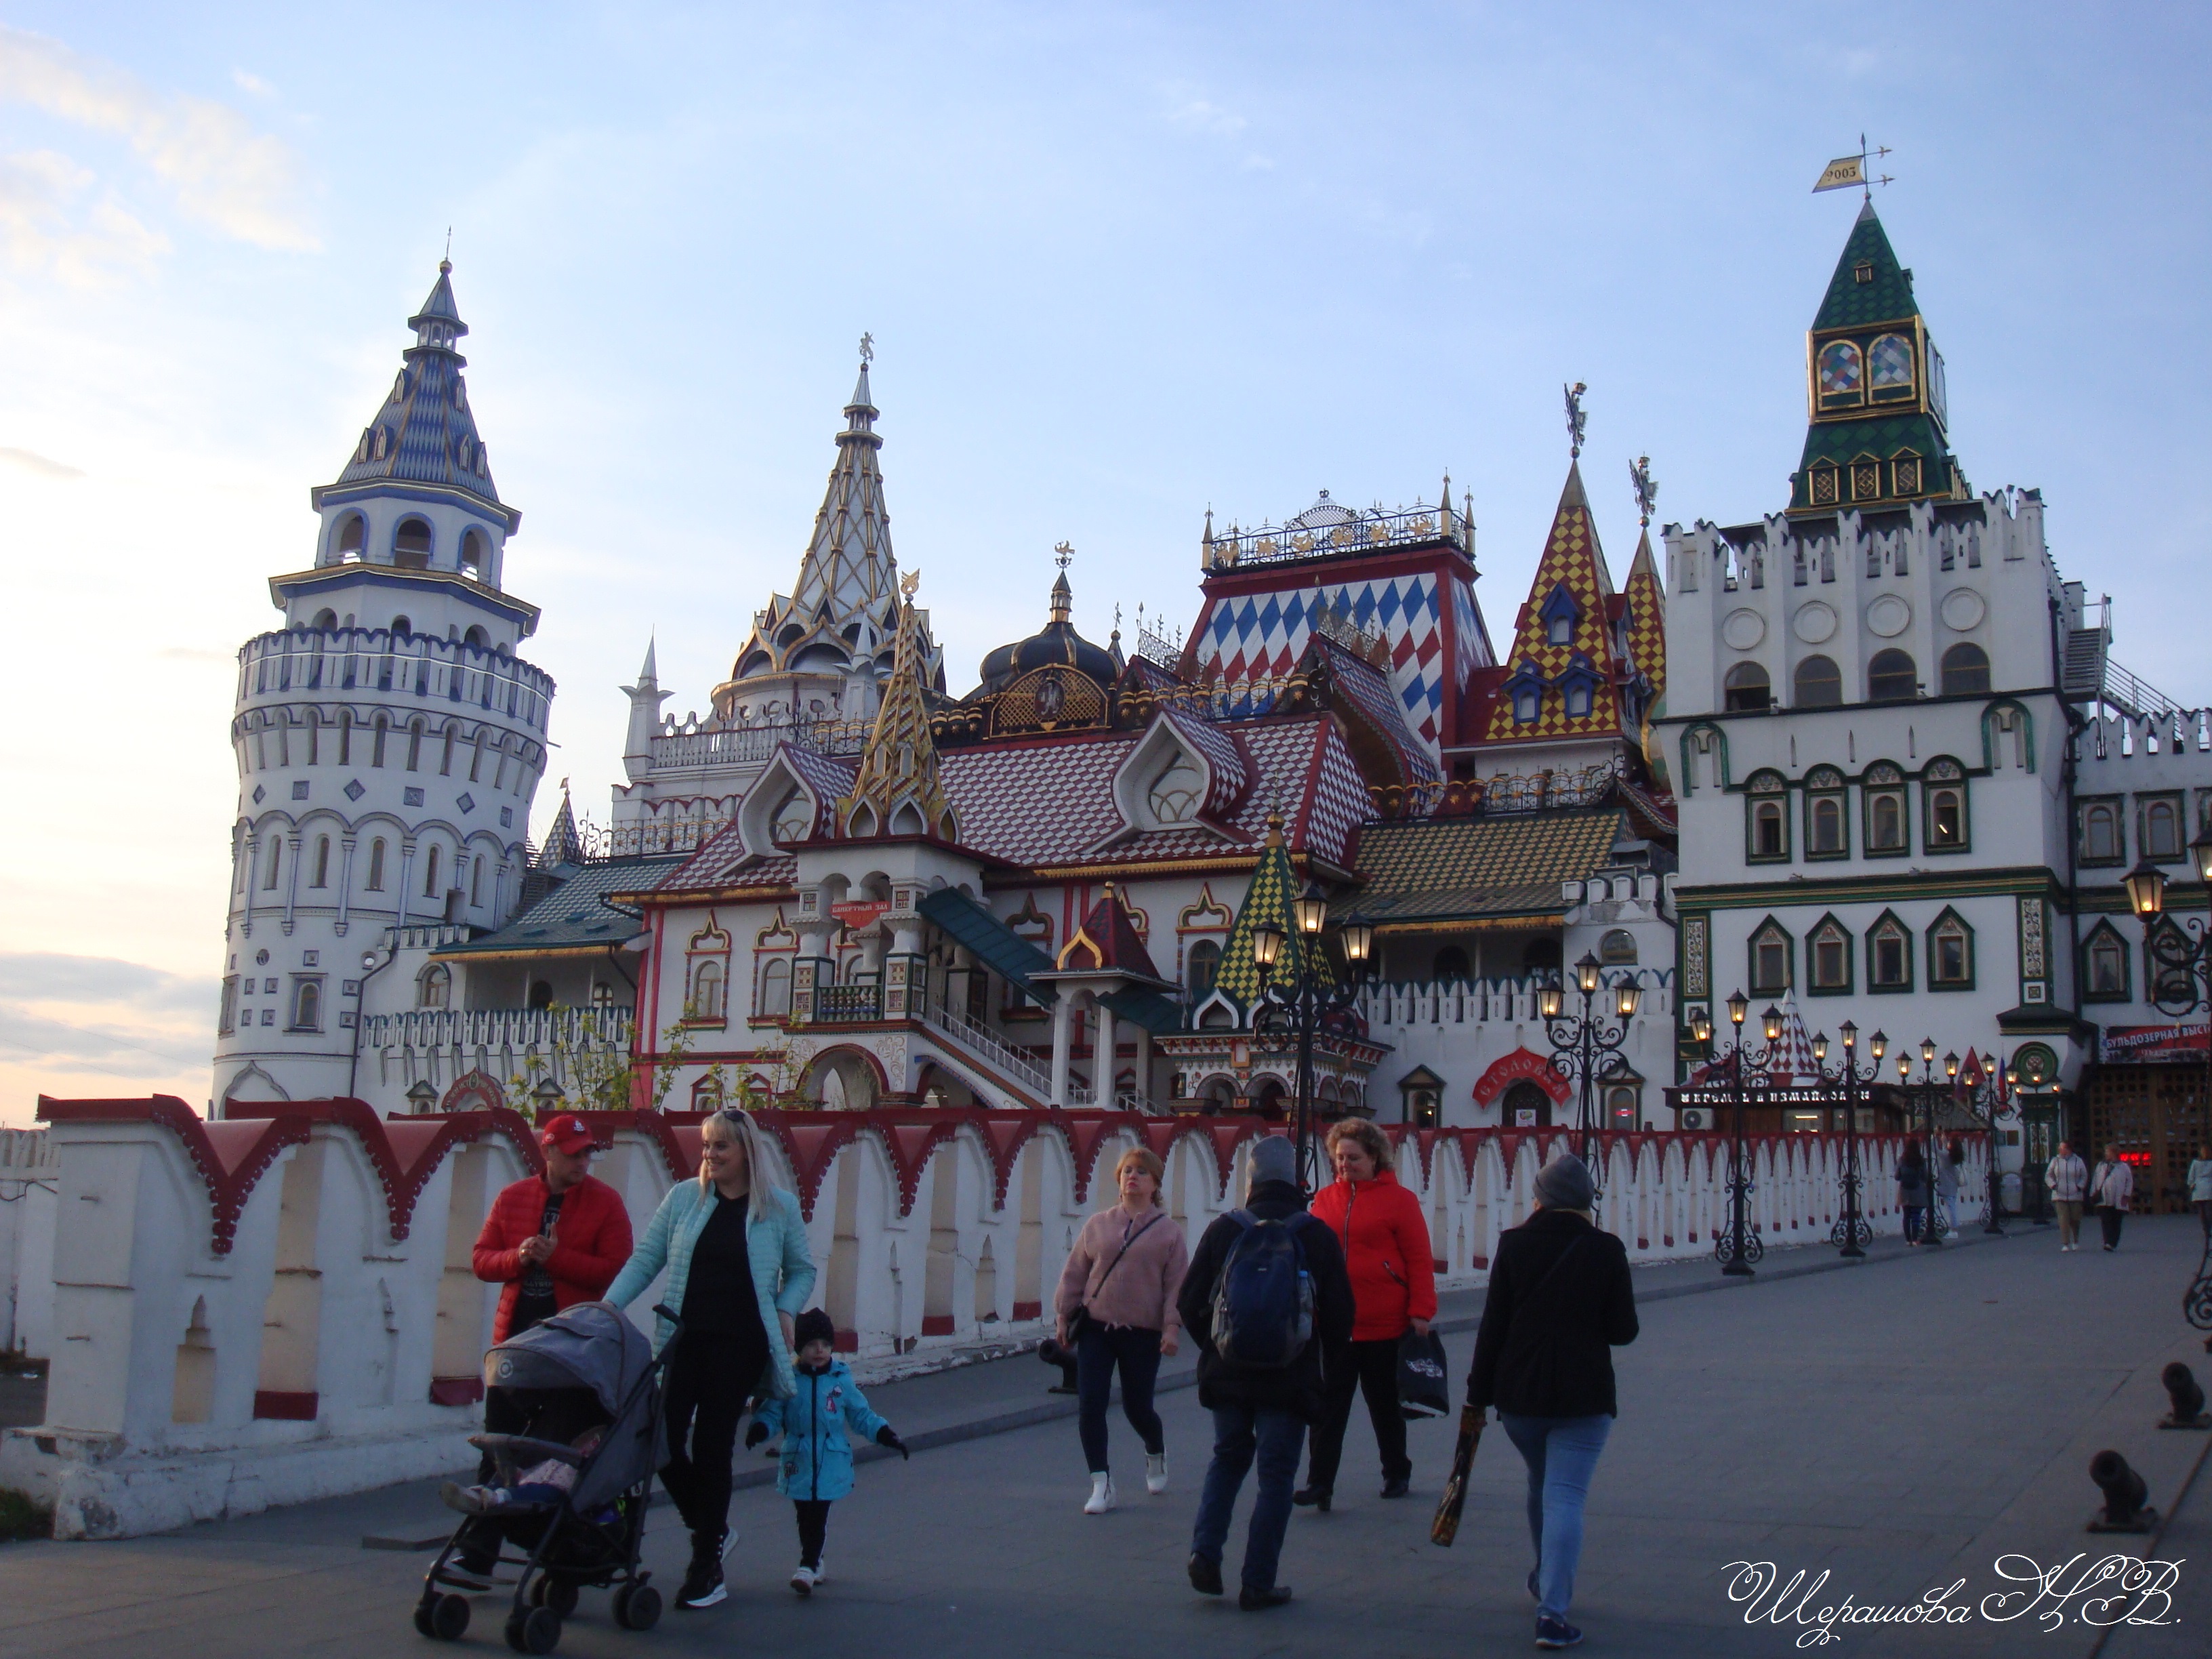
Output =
[
  {"x1": 1814, "y1": 201, "x2": 1917, "y2": 329},
  {"x1": 1212, "y1": 817, "x2": 1332, "y2": 1017}
]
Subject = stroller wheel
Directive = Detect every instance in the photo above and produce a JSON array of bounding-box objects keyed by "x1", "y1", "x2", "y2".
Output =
[
  {"x1": 419, "y1": 1593, "x2": 469, "y2": 1641},
  {"x1": 613, "y1": 1582, "x2": 662, "y2": 1631},
  {"x1": 531, "y1": 1576, "x2": 580, "y2": 1619},
  {"x1": 506, "y1": 1606, "x2": 561, "y2": 1655}
]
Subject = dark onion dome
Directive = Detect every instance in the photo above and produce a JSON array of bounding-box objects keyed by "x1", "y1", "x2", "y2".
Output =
[{"x1": 977, "y1": 570, "x2": 1119, "y2": 695}]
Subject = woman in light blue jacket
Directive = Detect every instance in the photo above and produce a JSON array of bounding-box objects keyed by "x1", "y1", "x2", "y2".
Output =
[{"x1": 605, "y1": 1106, "x2": 815, "y2": 1610}]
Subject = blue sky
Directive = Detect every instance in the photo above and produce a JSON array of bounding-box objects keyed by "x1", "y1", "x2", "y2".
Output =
[{"x1": 1, "y1": 1, "x2": 2205, "y2": 1116}]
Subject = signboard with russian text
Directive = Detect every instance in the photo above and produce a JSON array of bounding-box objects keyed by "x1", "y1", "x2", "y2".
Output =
[
  {"x1": 2100, "y1": 1022, "x2": 2210, "y2": 1065},
  {"x1": 830, "y1": 901, "x2": 890, "y2": 930}
]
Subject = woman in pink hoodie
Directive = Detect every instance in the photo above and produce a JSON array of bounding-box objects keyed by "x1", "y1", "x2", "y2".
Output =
[{"x1": 1054, "y1": 1147, "x2": 1189, "y2": 1514}]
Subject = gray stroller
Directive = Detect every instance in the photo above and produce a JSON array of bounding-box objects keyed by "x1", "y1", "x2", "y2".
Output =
[{"x1": 415, "y1": 1300, "x2": 680, "y2": 1654}]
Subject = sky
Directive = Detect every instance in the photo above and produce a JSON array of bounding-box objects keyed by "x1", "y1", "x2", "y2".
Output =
[{"x1": 0, "y1": 1, "x2": 2206, "y2": 1123}]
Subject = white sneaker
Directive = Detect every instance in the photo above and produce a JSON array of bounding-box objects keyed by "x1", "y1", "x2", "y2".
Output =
[
  {"x1": 813, "y1": 1559, "x2": 827, "y2": 1585},
  {"x1": 1145, "y1": 1452, "x2": 1170, "y2": 1495},
  {"x1": 790, "y1": 1563, "x2": 818, "y2": 1596},
  {"x1": 1084, "y1": 1473, "x2": 1116, "y2": 1514}
]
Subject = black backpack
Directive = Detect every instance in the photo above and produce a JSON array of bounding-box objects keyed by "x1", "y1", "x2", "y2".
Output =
[{"x1": 1209, "y1": 1210, "x2": 1315, "y2": 1369}]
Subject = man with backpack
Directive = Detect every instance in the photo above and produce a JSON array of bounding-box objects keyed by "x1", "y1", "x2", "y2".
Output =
[{"x1": 1179, "y1": 1133, "x2": 1354, "y2": 1612}]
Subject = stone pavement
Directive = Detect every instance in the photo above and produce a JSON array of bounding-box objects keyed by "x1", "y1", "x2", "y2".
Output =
[{"x1": 2, "y1": 1215, "x2": 2207, "y2": 1658}]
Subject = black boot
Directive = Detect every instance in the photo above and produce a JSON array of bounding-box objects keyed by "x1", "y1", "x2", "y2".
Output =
[{"x1": 675, "y1": 1530, "x2": 728, "y2": 1610}]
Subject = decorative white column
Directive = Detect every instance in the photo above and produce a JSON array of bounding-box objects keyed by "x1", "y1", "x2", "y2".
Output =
[
  {"x1": 1094, "y1": 1003, "x2": 1118, "y2": 1106},
  {"x1": 1049, "y1": 994, "x2": 1074, "y2": 1107},
  {"x1": 335, "y1": 834, "x2": 356, "y2": 936}
]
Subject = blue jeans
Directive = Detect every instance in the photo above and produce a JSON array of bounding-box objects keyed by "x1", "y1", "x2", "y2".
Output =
[
  {"x1": 1191, "y1": 1404, "x2": 1306, "y2": 1592},
  {"x1": 1500, "y1": 1412, "x2": 1612, "y2": 1624},
  {"x1": 1076, "y1": 1324, "x2": 1164, "y2": 1473}
]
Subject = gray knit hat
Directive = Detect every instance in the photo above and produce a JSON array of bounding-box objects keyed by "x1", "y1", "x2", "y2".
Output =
[
  {"x1": 1533, "y1": 1152, "x2": 1595, "y2": 1211},
  {"x1": 1248, "y1": 1134, "x2": 1297, "y2": 1189}
]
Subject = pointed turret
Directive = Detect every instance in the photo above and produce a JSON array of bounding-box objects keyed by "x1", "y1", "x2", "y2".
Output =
[
  {"x1": 837, "y1": 574, "x2": 956, "y2": 841},
  {"x1": 1788, "y1": 202, "x2": 1966, "y2": 514},
  {"x1": 714, "y1": 356, "x2": 943, "y2": 718},
  {"x1": 1208, "y1": 813, "x2": 1330, "y2": 1021},
  {"x1": 537, "y1": 783, "x2": 583, "y2": 869},
  {"x1": 1480, "y1": 462, "x2": 1631, "y2": 745},
  {"x1": 621, "y1": 634, "x2": 672, "y2": 782},
  {"x1": 1622, "y1": 528, "x2": 1665, "y2": 704}
]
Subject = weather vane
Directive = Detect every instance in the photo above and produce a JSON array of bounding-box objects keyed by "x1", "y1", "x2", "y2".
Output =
[
  {"x1": 1630, "y1": 455, "x2": 1658, "y2": 527},
  {"x1": 1563, "y1": 382, "x2": 1588, "y2": 461},
  {"x1": 1054, "y1": 541, "x2": 1073, "y2": 571},
  {"x1": 859, "y1": 331, "x2": 875, "y2": 365},
  {"x1": 1812, "y1": 134, "x2": 1893, "y2": 201},
  {"x1": 900, "y1": 569, "x2": 920, "y2": 598}
]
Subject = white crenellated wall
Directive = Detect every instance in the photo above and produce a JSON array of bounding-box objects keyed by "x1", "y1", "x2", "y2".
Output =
[
  {"x1": 0, "y1": 1098, "x2": 1971, "y2": 1539},
  {"x1": 1, "y1": 1128, "x2": 58, "y2": 1358}
]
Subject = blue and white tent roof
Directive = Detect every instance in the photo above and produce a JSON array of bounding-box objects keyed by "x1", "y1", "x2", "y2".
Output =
[{"x1": 327, "y1": 261, "x2": 510, "y2": 524}]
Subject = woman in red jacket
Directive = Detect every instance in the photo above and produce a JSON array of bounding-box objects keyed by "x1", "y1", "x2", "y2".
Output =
[{"x1": 1293, "y1": 1118, "x2": 1436, "y2": 1509}]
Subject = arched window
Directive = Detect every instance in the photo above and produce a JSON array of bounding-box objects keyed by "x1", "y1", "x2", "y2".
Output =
[
  {"x1": 1925, "y1": 759, "x2": 1967, "y2": 850},
  {"x1": 1750, "y1": 920, "x2": 1792, "y2": 994},
  {"x1": 528, "y1": 980, "x2": 553, "y2": 1010},
  {"x1": 459, "y1": 528, "x2": 485, "y2": 580},
  {"x1": 1562, "y1": 680, "x2": 1593, "y2": 718},
  {"x1": 1794, "y1": 655, "x2": 1842, "y2": 707},
  {"x1": 312, "y1": 607, "x2": 338, "y2": 631},
  {"x1": 1599, "y1": 928, "x2": 1637, "y2": 964},
  {"x1": 263, "y1": 838, "x2": 282, "y2": 890},
  {"x1": 1747, "y1": 772, "x2": 1788, "y2": 861},
  {"x1": 393, "y1": 518, "x2": 432, "y2": 568},
  {"x1": 1502, "y1": 1080, "x2": 1552, "y2": 1128},
  {"x1": 1940, "y1": 642, "x2": 1990, "y2": 696},
  {"x1": 772, "y1": 790, "x2": 813, "y2": 844},
  {"x1": 422, "y1": 844, "x2": 441, "y2": 898},
  {"x1": 392, "y1": 615, "x2": 412, "y2": 639},
  {"x1": 1929, "y1": 911, "x2": 1973, "y2": 987},
  {"x1": 691, "y1": 1075, "x2": 725, "y2": 1111},
  {"x1": 2082, "y1": 800, "x2": 2122, "y2": 863},
  {"x1": 1148, "y1": 754, "x2": 1205, "y2": 825},
  {"x1": 1868, "y1": 649, "x2": 1917, "y2": 701},
  {"x1": 335, "y1": 515, "x2": 366, "y2": 560},
  {"x1": 2084, "y1": 927, "x2": 2129, "y2": 998},
  {"x1": 1868, "y1": 914, "x2": 1911, "y2": 990},
  {"x1": 1817, "y1": 339, "x2": 1864, "y2": 401},
  {"x1": 370, "y1": 718, "x2": 388, "y2": 769},
  {"x1": 759, "y1": 957, "x2": 793, "y2": 1017},
  {"x1": 417, "y1": 964, "x2": 451, "y2": 1008},
  {"x1": 367, "y1": 837, "x2": 387, "y2": 890},
  {"x1": 1863, "y1": 762, "x2": 1907, "y2": 852},
  {"x1": 1513, "y1": 684, "x2": 1540, "y2": 724},
  {"x1": 311, "y1": 836, "x2": 331, "y2": 888},
  {"x1": 1547, "y1": 611, "x2": 1572, "y2": 647},
  {"x1": 470, "y1": 857, "x2": 484, "y2": 908},
  {"x1": 690, "y1": 958, "x2": 726, "y2": 1021},
  {"x1": 1809, "y1": 918, "x2": 1851, "y2": 991},
  {"x1": 405, "y1": 720, "x2": 424, "y2": 772},
  {"x1": 464, "y1": 625, "x2": 488, "y2": 649},
  {"x1": 1809, "y1": 795, "x2": 1845, "y2": 855},
  {"x1": 1724, "y1": 662, "x2": 1771, "y2": 712},
  {"x1": 1431, "y1": 945, "x2": 1471, "y2": 981},
  {"x1": 1186, "y1": 938, "x2": 1221, "y2": 999},
  {"x1": 291, "y1": 979, "x2": 321, "y2": 1031},
  {"x1": 2144, "y1": 797, "x2": 2183, "y2": 861}
]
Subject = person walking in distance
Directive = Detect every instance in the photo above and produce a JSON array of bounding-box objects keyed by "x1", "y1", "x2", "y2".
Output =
[
  {"x1": 1054, "y1": 1147, "x2": 1189, "y2": 1514},
  {"x1": 2188, "y1": 1144, "x2": 2212, "y2": 1241},
  {"x1": 745, "y1": 1308, "x2": 907, "y2": 1595},
  {"x1": 1180, "y1": 1134, "x2": 1353, "y2": 1612},
  {"x1": 1897, "y1": 1142, "x2": 1930, "y2": 1244},
  {"x1": 1940, "y1": 1138, "x2": 1965, "y2": 1235},
  {"x1": 605, "y1": 1107, "x2": 816, "y2": 1611},
  {"x1": 2047, "y1": 1140, "x2": 2089, "y2": 1252},
  {"x1": 2091, "y1": 1145, "x2": 2135, "y2": 1252},
  {"x1": 1296, "y1": 1118, "x2": 1435, "y2": 1510},
  {"x1": 1468, "y1": 1153, "x2": 1639, "y2": 1652}
]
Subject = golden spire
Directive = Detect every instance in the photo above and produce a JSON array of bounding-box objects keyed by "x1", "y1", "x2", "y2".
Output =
[{"x1": 838, "y1": 570, "x2": 956, "y2": 840}]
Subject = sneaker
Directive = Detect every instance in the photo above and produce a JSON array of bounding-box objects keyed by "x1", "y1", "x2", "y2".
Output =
[
  {"x1": 1380, "y1": 1477, "x2": 1410, "y2": 1499},
  {"x1": 1240, "y1": 1583, "x2": 1293, "y2": 1610},
  {"x1": 1145, "y1": 1452, "x2": 1169, "y2": 1496},
  {"x1": 675, "y1": 1560, "x2": 726, "y2": 1610},
  {"x1": 1535, "y1": 1616, "x2": 1583, "y2": 1648},
  {"x1": 813, "y1": 1559, "x2": 827, "y2": 1585},
  {"x1": 1084, "y1": 1473, "x2": 1115, "y2": 1515},
  {"x1": 790, "y1": 1563, "x2": 818, "y2": 1597},
  {"x1": 440, "y1": 1480, "x2": 502, "y2": 1517},
  {"x1": 1291, "y1": 1486, "x2": 1332, "y2": 1511},
  {"x1": 1188, "y1": 1552, "x2": 1223, "y2": 1596}
]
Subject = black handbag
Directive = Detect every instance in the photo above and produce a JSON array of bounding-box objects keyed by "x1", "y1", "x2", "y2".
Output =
[{"x1": 1397, "y1": 1328, "x2": 1450, "y2": 1420}]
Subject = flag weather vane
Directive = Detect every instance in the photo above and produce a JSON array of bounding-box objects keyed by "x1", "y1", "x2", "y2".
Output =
[
  {"x1": 1563, "y1": 382, "x2": 1588, "y2": 461},
  {"x1": 1813, "y1": 135, "x2": 1893, "y2": 200},
  {"x1": 1630, "y1": 455, "x2": 1658, "y2": 527}
]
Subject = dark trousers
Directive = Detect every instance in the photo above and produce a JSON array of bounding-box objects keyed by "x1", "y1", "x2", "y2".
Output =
[
  {"x1": 662, "y1": 1329, "x2": 765, "y2": 1547},
  {"x1": 1191, "y1": 1404, "x2": 1305, "y2": 1593},
  {"x1": 794, "y1": 1498, "x2": 832, "y2": 1569},
  {"x1": 1077, "y1": 1324, "x2": 1165, "y2": 1473},
  {"x1": 2196, "y1": 1198, "x2": 2211, "y2": 1238},
  {"x1": 1902, "y1": 1205, "x2": 1926, "y2": 1242},
  {"x1": 2101, "y1": 1207, "x2": 2127, "y2": 1249},
  {"x1": 1305, "y1": 1336, "x2": 1410, "y2": 1492}
]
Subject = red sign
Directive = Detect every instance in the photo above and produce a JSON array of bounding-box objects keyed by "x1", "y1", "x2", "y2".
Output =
[
  {"x1": 1473, "y1": 1048, "x2": 1570, "y2": 1107},
  {"x1": 2102, "y1": 1023, "x2": 2210, "y2": 1065},
  {"x1": 830, "y1": 901, "x2": 889, "y2": 930}
]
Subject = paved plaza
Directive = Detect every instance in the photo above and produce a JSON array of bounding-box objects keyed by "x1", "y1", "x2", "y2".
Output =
[{"x1": 3, "y1": 1216, "x2": 2207, "y2": 1658}]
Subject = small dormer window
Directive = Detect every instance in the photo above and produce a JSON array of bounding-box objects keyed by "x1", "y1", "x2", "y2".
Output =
[
  {"x1": 1548, "y1": 613, "x2": 1571, "y2": 646},
  {"x1": 1563, "y1": 681, "x2": 1593, "y2": 718},
  {"x1": 1513, "y1": 686, "x2": 1540, "y2": 724},
  {"x1": 1854, "y1": 261, "x2": 1874, "y2": 284},
  {"x1": 1147, "y1": 754, "x2": 1204, "y2": 825}
]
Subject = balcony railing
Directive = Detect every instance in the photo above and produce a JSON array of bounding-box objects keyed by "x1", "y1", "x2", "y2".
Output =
[
  {"x1": 648, "y1": 716, "x2": 870, "y2": 773},
  {"x1": 812, "y1": 983, "x2": 884, "y2": 1023},
  {"x1": 239, "y1": 628, "x2": 554, "y2": 732},
  {"x1": 1203, "y1": 498, "x2": 1471, "y2": 570},
  {"x1": 362, "y1": 1004, "x2": 632, "y2": 1053}
]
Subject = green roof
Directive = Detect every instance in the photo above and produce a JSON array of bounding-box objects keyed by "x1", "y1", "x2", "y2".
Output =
[
  {"x1": 1797, "y1": 411, "x2": 1951, "y2": 472},
  {"x1": 1336, "y1": 811, "x2": 1622, "y2": 928},
  {"x1": 436, "y1": 856, "x2": 684, "y2": 956},
  {"x1": 918, "y1": 888, "x2": 1057, "y2": 1003},
  {"x1": 1814, "y1": 202, "x2": 1917, "y2": 332}
]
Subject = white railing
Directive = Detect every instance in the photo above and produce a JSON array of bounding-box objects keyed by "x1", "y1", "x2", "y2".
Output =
[
  {"x1": 239, "y1": 629, "x2": 554, "y2": 733},
  {"x1": 361, "y1": 1005, "x2": 633, "y2": 1101}
]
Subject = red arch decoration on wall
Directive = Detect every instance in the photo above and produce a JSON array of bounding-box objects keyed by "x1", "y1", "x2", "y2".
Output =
[{"x1": 1472, "y1": 1048, "x2": 1570, "y2": 1107}]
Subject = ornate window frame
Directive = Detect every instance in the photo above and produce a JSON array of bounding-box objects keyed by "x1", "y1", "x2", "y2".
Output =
[
  {"x1": 1804, "y1": 765, "x2": 1849, "y2": 859},
  {"x1": 1807, "y1": 913, "x2": 1853, "y2": 996},
  {"x1": 1748, "y1": 916, "x2": 1794, "y2": 996},
  {"x1": 1866, "y1": 909, "x2": 1913, "y2": 994},
  {"x1": 1922, "y1": 757, "x2": 1970, "y2": 854},
  {"x1": 1862, "y1": 762, "x2": 1908, "y2": 856},
  {"x1": 1927, "y1": 906, "x2": 1975, "y2": 991},
  {"x1": 1745, "y1": 770, "x2": 1791, "y2": 864}
]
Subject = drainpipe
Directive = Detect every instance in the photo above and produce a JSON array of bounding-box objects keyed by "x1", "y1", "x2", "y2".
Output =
[{"x1": 346, "y1": 935, "x2": 402, "y2": 1104}]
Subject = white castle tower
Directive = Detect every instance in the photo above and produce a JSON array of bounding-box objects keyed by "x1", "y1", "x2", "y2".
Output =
[{"x1": 212, "y1": 262, "x2": 556, "y2": 1109}]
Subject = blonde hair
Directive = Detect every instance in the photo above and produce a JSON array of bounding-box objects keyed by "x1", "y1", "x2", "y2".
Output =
[
  {"x1": 1112, "y1": 1146, "x2": 1166, "y2": 1206},
  {"x1": 698, "y1": 1106, "x2": 785, "y2": 1197},
  {"x1": 1325, "y1": 1117, "x2": 1395, "y2": 1174}
]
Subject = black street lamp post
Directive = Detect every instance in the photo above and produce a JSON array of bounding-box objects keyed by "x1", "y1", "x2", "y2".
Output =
[
  {"x1": 1894, "y1": 1040, "x2": 1950, "y2": 1248},
  {"x1": 1251, "y1": 890, "x2": 1376, "y2": 1195},
  {"x1": 2121, "y1": 843, "x2": 2212, "y2": 1329},
  {"x1": 1692, "y1": 990, "x2": 1780, "y2": 1277},
  {"x1": 1809, "y1": 1021, "x2": 1885, "y2": 1259},
  {"x1": 1957, "y1": 1064, "x2": 2009, "y2": 1237},
  {"x1": 1540, "y1": 951, "x2": 1642, "y2": 1189}
]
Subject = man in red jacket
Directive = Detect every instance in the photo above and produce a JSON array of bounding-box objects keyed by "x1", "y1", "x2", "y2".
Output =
[
  {"x1": 473, "y1": 1115, "x2": 634, "y2": 1344},
  {"x1": 1295, "y1": 1118, "x2": 1437, "y2": 1508}
]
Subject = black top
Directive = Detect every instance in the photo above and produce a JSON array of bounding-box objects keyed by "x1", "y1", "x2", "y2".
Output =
[
  {"x1": 1176, "y1": 1179, "x2": 1355, "y2": 1423},
  {"x1": 510, "y1": 1189, "x2": 567, "y2": 1336},
  {"x1": 1467, "y1": 1208, "x2": 1638, "y2": 1419},
  {"x1": 682, "y1": 1192, "x2": 766, "y2": 1340}
]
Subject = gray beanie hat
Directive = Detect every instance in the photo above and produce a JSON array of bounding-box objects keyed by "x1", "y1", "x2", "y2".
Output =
[
  {"x1": 1249, "y1": 1134, "x2": 1297, "y2": 1189},
  {"x1": 1533, "y1": 1152, "x2": 1595, "y2": 1211}
]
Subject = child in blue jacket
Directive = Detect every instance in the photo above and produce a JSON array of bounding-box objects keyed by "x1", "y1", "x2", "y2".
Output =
[{"x1": 746, "y1": 1307, "x2": 907, "y2": 1594}]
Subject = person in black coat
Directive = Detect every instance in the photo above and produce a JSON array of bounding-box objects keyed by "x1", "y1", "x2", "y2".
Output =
[
  {"x1": 1177, "y1": 1134, "x2": 1354, "y2": 1611},
  {"x1": 1467, "y1": 1152, "x2": 1638, "y2": 1652}
]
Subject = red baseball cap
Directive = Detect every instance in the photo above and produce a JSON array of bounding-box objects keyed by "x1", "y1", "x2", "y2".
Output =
[{"x1": 539, "y1": 1114, "x2": 596, "y2": 1156}]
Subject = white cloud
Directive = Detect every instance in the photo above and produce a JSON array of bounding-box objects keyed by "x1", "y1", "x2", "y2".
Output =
[
  {"x1": 0, "y1": 443, "x2": 85, "y2": 479},
  {"x1": 0, "y1": 951, "x2": 216, "y2": 1085},
  {"x1": 0, "y1": 25, "x2": 318, "y2": 252},
  {"x1": 0, "y1": 148, "x2": 167, "y2": 287},
  {"x1": 230, "y1": 67, "x2": 274, "y2": 99},
  {"x1": 1168, "y1": 97, "x2": 1248, "y2": 137}
]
